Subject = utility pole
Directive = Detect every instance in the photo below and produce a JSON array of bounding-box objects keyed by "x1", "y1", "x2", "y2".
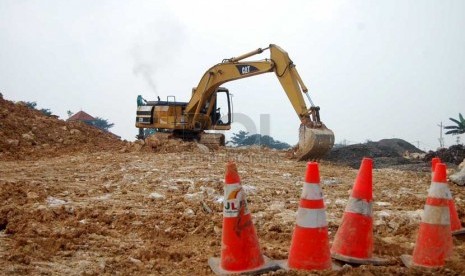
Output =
[{"x1": 438, "y1": 122, "x2": 444, "y2": 148}]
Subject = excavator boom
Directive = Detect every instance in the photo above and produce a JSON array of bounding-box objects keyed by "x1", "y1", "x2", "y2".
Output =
[{"x1": 185, "y1": 44, "x2": 334, "y2": 159}]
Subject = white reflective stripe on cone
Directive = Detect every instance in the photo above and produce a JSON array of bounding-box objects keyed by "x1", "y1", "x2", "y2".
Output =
[
  {"x1": 345, "y1": 197, "x2": 373, "y2": 217},
  {"x1": 428, "y1": 182, "x2": 452, "y2": 199},
  {"x1": 301, "y1": 183, "x2": 323, "y2": 200},
  {"x1": 422, "y1": 205, "x2": 450, "y2": 225},
  {"x1": 296, "y1": 207, "x2": 327, "y2": 228}
]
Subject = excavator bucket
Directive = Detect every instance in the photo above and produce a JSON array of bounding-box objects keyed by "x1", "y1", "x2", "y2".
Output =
[
  {"x1": 199, "y1": 132, "x2": 225, "y2": 149},
  {"x1": 295, "y1": 124, "x2": 335, "y2": 160}
]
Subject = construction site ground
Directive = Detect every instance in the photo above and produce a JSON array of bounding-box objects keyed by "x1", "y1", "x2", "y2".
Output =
[
  {"x1": 1, "y1": 148, "x2": 465, "y2": 275},
  {"x1": 1, "y1": 97, "x2": 465, "y2": 275}
]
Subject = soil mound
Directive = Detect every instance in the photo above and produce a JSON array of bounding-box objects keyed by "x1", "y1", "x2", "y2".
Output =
[
  {"x1": 0, "y1": 96, "x2": 126, "y2": 160},
  {"x1": 323, "y1": 138, "x2": 425, "y2": 169},
  {"x1": 424, "y1": 144, "x2": 465, "y2": 165}
]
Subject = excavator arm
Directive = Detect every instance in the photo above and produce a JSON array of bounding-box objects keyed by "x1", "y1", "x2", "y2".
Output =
[
  {"x1": 185, "y1": 44, "x2": 334, "y2": 159},
  {"x1": 186, "y1": 44, "x2": 320, "y2": 129},
  {"x1": 185, "y1": 60, "x2": 275, "y2": 127}
]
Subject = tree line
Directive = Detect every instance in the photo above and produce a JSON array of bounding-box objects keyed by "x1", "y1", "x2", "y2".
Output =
[
  {"x1": 24, "y1": 101, "x2": 114, "y2": 131},
  {"x1": 228, "y1": 130, "x2": 291, "y2": 149}
]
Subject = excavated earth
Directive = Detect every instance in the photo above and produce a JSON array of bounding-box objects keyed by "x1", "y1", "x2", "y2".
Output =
[
  {"x1": 1, "y1": 97, "x2": 465, "y2": 275},
  {"x1": 323, "y1": 139, "x2": 427, "y2": 170}
]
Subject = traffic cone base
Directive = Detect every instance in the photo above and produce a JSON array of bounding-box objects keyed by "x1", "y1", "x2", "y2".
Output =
[
  {"x1": 331, "y1": 211, "x2": 391, "y2": 265},
  {"x1": 332, "y1": 253, "x2": 391, "y2": 266},
  {"x1": 400, "y1": 254, "x2": 450, "y2": 269},
  {"x1": 400, "y1": 255, "x2": 425, "y2": 269},
  {"x1": 208, "y1": 256, "x2": 279, "y2": 276},
  {"x1": 453, "y1": 228, "x2": 465, "y2": 236},
  {"x1": 400, "y1": 255, "x2": 412, "y2": 268},
  {"x1": 276, "y1": 259, "x2": 341, "y2": 272}
]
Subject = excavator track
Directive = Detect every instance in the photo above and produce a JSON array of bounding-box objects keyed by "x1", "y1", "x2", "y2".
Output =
[
  {"x1": 146, "y1": 131, "x2": 224, "y2": 149},
  {"x1": 295, "y1": 124, "x2": 334, "y2": 160}
]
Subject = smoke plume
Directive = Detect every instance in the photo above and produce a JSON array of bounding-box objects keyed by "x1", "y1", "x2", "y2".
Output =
[{"x1": 132, "y1": 16, "x2": 185, "y2": 98}]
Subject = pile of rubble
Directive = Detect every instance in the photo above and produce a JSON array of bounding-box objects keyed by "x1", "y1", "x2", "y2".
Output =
[
  {"x1": 0, "y1": 95, "x2": 126, "y2": 160},
  {"x1": 423, "y1": 144, "x2": 465, "y2": 185},
  {"x1": 0, "y1": 93, "x2": 225, "y2": 160},
  {"x1": 450, "y1": 158, "x2": 465, "y2": 186},
  {"x1": 146, "y1": 135, "x2": 210, "y2": 153},
  {"x1": 323, "y1": 138, "x2": 425, "y2": 169},
  {"x1": 424, "y1": 144, "x2": 465, "y2": 165}
]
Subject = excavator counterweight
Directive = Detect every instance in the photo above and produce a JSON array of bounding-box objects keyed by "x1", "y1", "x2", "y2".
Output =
[{"x1": 135, "y1": 44, "x2": 335, "y2": 160}]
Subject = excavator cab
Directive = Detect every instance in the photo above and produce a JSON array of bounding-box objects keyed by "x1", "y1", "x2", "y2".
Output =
[{"x1": 210, "y1": 87, "x2": 232, "y2": 129}]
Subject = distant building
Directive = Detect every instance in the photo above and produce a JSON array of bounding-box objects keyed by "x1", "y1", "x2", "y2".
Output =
[
  {"x1": 66, "y1": 110, "x2": 120, "y2": 139},
  {"x1": 67, "y1": 111, "x2": 96, "y2": 123}
]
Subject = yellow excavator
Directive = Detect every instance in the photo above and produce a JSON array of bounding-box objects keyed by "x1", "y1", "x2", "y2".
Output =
[{"x1": 135, "y1": 44, "x2": 334, "y2": 160}]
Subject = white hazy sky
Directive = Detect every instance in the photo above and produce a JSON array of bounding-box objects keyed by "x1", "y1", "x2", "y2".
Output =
[{"x1": 1, "y1": 0, "x2": 464, "y2": 151}]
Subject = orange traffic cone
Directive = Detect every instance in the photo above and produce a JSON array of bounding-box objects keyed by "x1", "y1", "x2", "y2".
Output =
[
  {"x1": 401, "y1": 163, "x2": 453, "y2": 268},
  {"x1": 278, "y1": 162, "x2": 332, "y2": 271},
  {"x1": 431, "y1": 157, "x2": 441, "y2": 172},
  {"x1": 331, "y1": 158, "x2": 389, "y2": 265},
  {"x1": 449, "y1": 199, "x2": 465, "y2": 236},
  {"x1": 431, "y1": 158, "x2": 465, "y2": 236},
  {"x1": 208, "y1": 161, "x2": 279, "y2": 275}
]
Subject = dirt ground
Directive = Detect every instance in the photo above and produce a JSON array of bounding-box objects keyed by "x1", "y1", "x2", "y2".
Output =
[
  {"x1": 1, "y1": 147, "x2": 465, "y2": 275},
  {"x1": 1, "y1": 97, "x2": 465, "y2": 275}
]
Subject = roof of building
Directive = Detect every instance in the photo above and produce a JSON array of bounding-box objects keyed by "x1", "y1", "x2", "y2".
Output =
[{"x1": 67, "y1": 110, "x2": 96, "y2": 121}]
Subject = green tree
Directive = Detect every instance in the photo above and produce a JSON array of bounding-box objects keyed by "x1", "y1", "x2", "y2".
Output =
[
  {"x1": 25, "y1": 101, "x2": 37, "y2": 109},
  {"x1": 229, "y1": 131, "x2": 291, "y2": 149},
  {"x1": 230, "y1": 130, "x2": 249, "y2": 146},
  {"x1": 241, "y1": 134, "x2": 261, "y2": 145},
  {"x1": 39, "y1": 108, "x2": 52, "y2": 116},
  {"x1": 24, "y1": 101, "x2": 52, "y2": 116},
  {"x1": 444, "y1": 113, "x2": 465, "y2": 135},
  {"x1": 88, "y1": 117, "x2": 114, "y2": 131}
]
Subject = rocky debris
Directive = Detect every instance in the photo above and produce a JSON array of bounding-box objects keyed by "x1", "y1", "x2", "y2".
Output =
[
  {"x1": 0, "y1": 96, "x2": 126, "y2": 160},
  {"x1": 323, "y1": 138, "x2": 425, "y2": 169},
  {"x1": 1, "y1": 148, "x2": 465, "y2": 275},
  {"x1": 459, "y1": 158, "x2": 465, "y2": 170},
  {"x1": 143, "y1": 136, "x2": 210, "y2": 154},
  {"x1": 5, "y1": 139, "x2": 19, "y2": 147},
  {"x1": 140, "y1": 133, "x2": 213, "y2": 154},
  {"x1": 424, "y1": 144, "x2": 465, "y2": 165},
  {"x1": 183, "y1": 208, "x2": 195, "y2": 217},
  {"x1": 196, "y1": 143, "x2": 210, "y2": 153},
  {"x1": 149, "y1": 192, "x2": 165, "y2": 200},
  {"x1": 144, "y1": 135, "x2": 160, "y2": 149},
  {"x1": 46, "y1": 196, "x2": 68, "y2": 207},
  {"x1": 450, "y1": 164, "x2": 465, "y2": 186}
]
